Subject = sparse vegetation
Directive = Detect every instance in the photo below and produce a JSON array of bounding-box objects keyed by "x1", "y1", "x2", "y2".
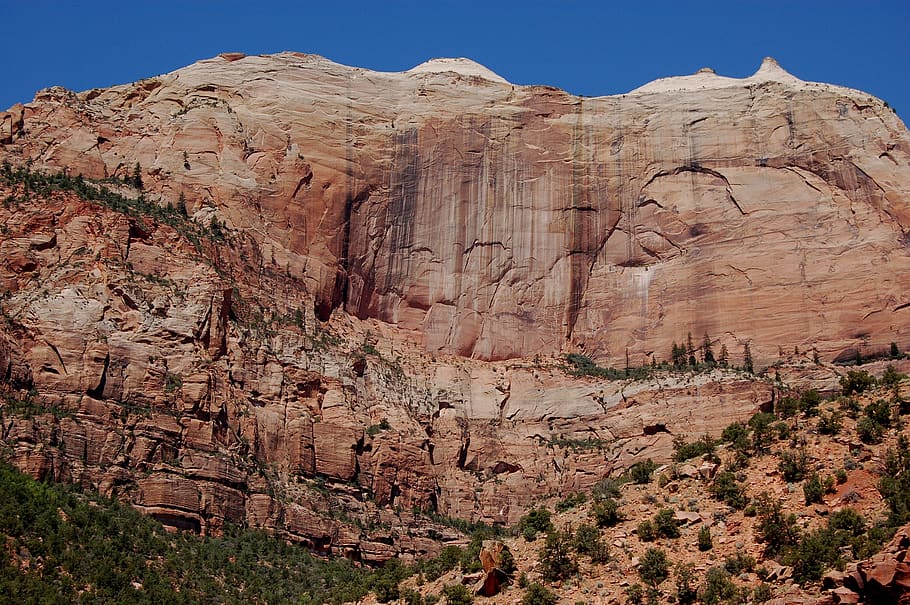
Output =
[
  {"x1": 0, "y1": 162, "x2": 227, "y2": 249},
  {"x1": 673, "y1": 434, "x2": 716, "y2": 462}
]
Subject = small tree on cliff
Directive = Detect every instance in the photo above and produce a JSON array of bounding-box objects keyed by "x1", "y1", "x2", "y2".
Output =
[
  {"x1": 686, "y1": 332, "x2": 697, "y2": 367},
  {"x1": 743, "y1": 343, "x2": 754, "y2": 374},
  {"x1": 719, "y1": 344, "x2": 729, "y2": 367},
  {"x1": 671, "y1": 342, "x2": 685, "y2": 368},
  {"x1": 131, "y1": 162, "x2": 143, "y2": 190},
  {"x1": 702, "y1": 332, "x2": 716, "y2": 366}
]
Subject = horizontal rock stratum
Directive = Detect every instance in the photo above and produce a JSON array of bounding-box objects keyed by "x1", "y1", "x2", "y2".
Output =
[
  {"x1": 0, "y1": 53, "x2": 908, "y2": 560},
  {"x1": 2, "y1": 53, "x2": 908, "y2": 364}
]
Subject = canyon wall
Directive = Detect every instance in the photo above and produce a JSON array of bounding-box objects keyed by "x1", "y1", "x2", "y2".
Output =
[
  {"x1": 2, "y1": 53, "x2": 908, "y2": 364},
  {"x1": 0, "y1": 53, "x2": 908, "y2": 559}
]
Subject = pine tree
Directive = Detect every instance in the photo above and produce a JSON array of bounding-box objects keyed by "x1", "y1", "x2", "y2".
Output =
[
  {"x1": 702, "y1": 332, "x2": 715, "y2": 365},
  {"x1": 687, "y1": 332, "x2": 697, "y2": 367},
  {"x1": 719, "y1": 344, "x2": 729, "y2": 367},
  {"x1": 671, "y1": 342, "x2": 684, "y2": 368},
  {"x1": 743, "y1": 343, "x2": 754, "y2": 374},
  {"x1": 131, "y1": 162, "x2": 143, "y2": 190}
]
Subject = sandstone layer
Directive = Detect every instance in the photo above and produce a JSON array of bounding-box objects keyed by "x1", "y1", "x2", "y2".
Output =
[{"x1": 1, "y1": 53, "x2": 908, "y2": 365}]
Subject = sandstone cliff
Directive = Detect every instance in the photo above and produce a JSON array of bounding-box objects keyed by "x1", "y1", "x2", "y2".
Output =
[
  {"x1": 2, "y1": 53, "x2": 908, "y2": 364},
  {"x1": 0, "y1": 53, "x2": 908, "y2": 560}
]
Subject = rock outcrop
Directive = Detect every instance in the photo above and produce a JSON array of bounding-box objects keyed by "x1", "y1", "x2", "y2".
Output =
[
  {"x1": 1, "y1": 53, "x2": 908, "y2": 365},
  {"x1": 0, "y1": 53, "x2": 908, "y2": 560}
]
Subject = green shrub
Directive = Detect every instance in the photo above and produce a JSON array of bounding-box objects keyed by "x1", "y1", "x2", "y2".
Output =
[
  {"x1": 373, "y1": 559, "x2": 410, "y2": 602},
  {"x1": 882, "y1": 364, "x2": 907, "y2": 386},
  {"x1": 799, "y1": 389, "x2": 822, "y2": 415},
  {"x1": 638, "y1": 547, "x2": 670, "y2": 587},
  {"x1": 710, "y1": 471, "x2": 747, "y2": 509},
  {"x1": 419, "y1": 545, "x2": 462, "y2": 581},
  {"x1": 840, "y1": 370, "x2": 876, "y2": 396},
  {"x1": 592, "y1": 478, "x2": 622, "y2": 499},
  {"x1": 699, "y1": 567, "x2": 737, "y2": 605},
  {"x1": 625, "y1": 583, "x2": 645, "y2": 605},
  {"x1": 774, "y1": 421, "x2": 791, "y2": 441},
  {"x1": 654, "y1": 508, "x2": 681, "y2": 539},
  {"x1": 749, "y1": 412, "x2": 776, "y2": 451},
  {"x1": 776, "y1": 396, "x2": 800, "y2": 419},
  {"x1": 164, "y1": 372, "x2": 183, "y2": 393},
  {"x1": 401, "y1": 588, "x2": 424, "y2": 605},
  {"x1": 441, "y1": 583, "x2": 473, "y2": 605},
  {"x1": 803, "y1": 473, "x2": 825, "y2": 505},
  {"x1": 522, "y1": 583, "x2": 557, "y2": 605},
  {"x1": 721, "y1": 421, "x2": 750, "y2": 450},
  {"x1": 591, "y1": 497, "x2": 623, "y2": 527},
  {"x1": 753, "y1": 583, "x2": 773, "y2": 603},
  {"x1": 723, "y1": 550, "x2": 755, "y2": 575},
  {"x1": 675, "y1": 562, "x2": 698, "y2": 605},
  {"x1": 697, "y1": 525, "x2": 713, "y2": 551},
  {"x1": 754, "y1": 493, "x2": 800, "y2": 556},
  {"x1": 637, "y1": 520, "x2": 656, "y2": 542},
  {"x1": 818, "y1": 411, "x2": 842, "y2": 435},
  {"x1": 366, "y1": 418, "x2": 392, "y2": 436},
  {"x1": 555, "y1": 492, "x2": 586, "y2": 512},
  {"x1": 880, "y1": 435, "x2": 910, "y2": 525},
  {"x1": 673, "y1": 434, "x2": 716, "y2": 462},
  {"x1": 630, "y1": 459, "x2": 657, "y2": 484},
  {"x1": 778, "y1": 448, "x2": 810, "y2": 482},
  {"x1": 785, "y1": 526, "x2": 843, "y2": 584},
  {"x1": 573, "y1": 523, "x2": 599, "y2": 554},
  {"x1": 865, "y1": 399, "x2": 893, "y2": 426},
  {"x1": 518, "y1": 508, "x2": 553, "y2": 541},
  {"x1": 573, "y1": 523, "x2": 609, "y2": 563},
  {"x1": 857, "y1": 416, "x2": 884, "y2": 444},
  {"x1": 499, "y1": 545, "x2": 517, "y2": 575},
  {"x1": 539, "y1": 530, "x2": 578, "y2": 582}
]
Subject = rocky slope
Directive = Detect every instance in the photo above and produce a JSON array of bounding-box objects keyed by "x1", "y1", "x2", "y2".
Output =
[{"x1": 0, "y1": 54, "x2": 909, "y2": 563}]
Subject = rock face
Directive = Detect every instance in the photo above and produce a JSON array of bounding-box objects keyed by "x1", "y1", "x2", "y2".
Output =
[
  {"x1": 0, "y1": 53, "x2": 908, "y2": 560},
  {"x1": 2, "y1": 53, "x2": 908, "y2": 365}
]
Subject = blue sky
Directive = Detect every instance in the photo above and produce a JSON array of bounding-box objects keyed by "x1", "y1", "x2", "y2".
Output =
[{"x1": 2, "y1": 1, "x2": 908, "y2": 120}]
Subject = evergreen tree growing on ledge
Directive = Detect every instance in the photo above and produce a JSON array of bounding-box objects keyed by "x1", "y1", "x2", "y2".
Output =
[{"x1": 743, "y1": 343, "x2": 754, "y2": 374}]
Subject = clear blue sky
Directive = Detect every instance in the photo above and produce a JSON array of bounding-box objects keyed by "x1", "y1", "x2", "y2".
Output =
[{"x1": 2, "y1": 1, "x2": 909, "y2": 121}]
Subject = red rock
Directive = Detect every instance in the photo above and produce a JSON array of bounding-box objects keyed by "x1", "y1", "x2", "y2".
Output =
[
  {"x1": 1, "y1": 52, "x2": 909, "y2": 561},
  {"x1": 830, "y1": 588, "x2": 860, "y2": 605}
]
